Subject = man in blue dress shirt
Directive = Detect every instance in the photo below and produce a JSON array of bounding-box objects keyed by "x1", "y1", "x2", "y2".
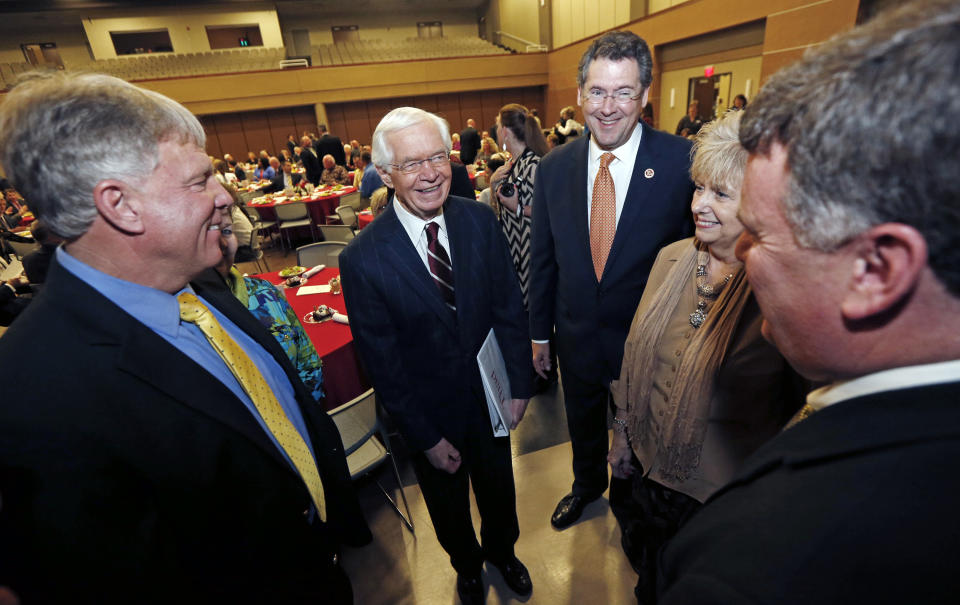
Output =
[{"x1": 0, "y1": 72, "x2": 369, "y2": 604}]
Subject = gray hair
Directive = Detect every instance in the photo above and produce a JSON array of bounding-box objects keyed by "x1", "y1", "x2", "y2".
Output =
[
  {"x1": 690, "y1": 110, "x2": 746, "y2": 194},
  {"x1": 577, "y1": 30, "x2": 652, "y2": 91},
  {"x1": 740, "y1": 0, "x2": 960, "y2": 295},
  {"x1": 0, "y1": 72, "x2": 204, "y2": 239},
  {"x1": 371, "y1": 107, "x2": 451, "y2": 172}
]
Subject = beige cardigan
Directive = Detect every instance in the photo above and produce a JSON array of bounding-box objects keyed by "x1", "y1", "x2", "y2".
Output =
[{"x1": 611, "y1": 238, "x2": 804, "y2": 502}]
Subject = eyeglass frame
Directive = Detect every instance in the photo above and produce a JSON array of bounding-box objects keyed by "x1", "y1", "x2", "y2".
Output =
[
  {"x1": 389, "y1": 152, "x2": 450, "y2": 175},
  {"x1": 580, "y1": 88, "x2": 645, "y2": 106}
]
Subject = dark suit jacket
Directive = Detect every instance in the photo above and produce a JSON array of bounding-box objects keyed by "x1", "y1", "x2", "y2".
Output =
[
  {"x1": 315, "y1": 134, "x2": 346, "y2": 167},
  {"x1": 264, "y1": 171, "x2": 303, "y2": 194},
  {"x1": 659, "y1": 381, "x2": 960, "y2": 604},
  {"x1": 460, "y1": 126, "x2": 481, "y2": 165},
  {"x1": 450, "y1": 161, "x2": 476, "y2": 199},
  {"x1": 300, "y1": 147, "x2": 323, "y2": 186},
  {"x1": 0, "y1": 260, "x2": 370, "y2": 603},
  {"x1": 528, "y1": 123, "x2": 694, "y2": 384},
  {"x1": 339, "y1": 196, "x2": 533, "y2": 452}
]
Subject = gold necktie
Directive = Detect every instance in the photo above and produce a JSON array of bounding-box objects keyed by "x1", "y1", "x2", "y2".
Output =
[
  {"x1": 783, "y1": 401, "x2": 820, "y2": 431},
  {"x1": 177, "y1": 292, "x2": 327, "y2": 521},
  {"x1": 590, "y1": 152, "x2": 617, "y2": 280}
]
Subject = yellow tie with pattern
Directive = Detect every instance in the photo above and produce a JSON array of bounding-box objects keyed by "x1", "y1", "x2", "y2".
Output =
[{"x1": 177, "y1": 292, "x2": 327, "y2": 521}]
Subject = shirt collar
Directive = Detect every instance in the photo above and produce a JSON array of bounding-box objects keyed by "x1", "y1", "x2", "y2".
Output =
[
  {"x1": 392, "y1": 194, "x2": 446, "y2": 242},
  {"x1": 807, "y1": 359, "x2": 960, "y2": 411},
  {"x1": 589, "y1": 121, "x2": 643, "y2": 166},
  {"x1": 55, "y1": 246, "x2": 191, "y2": 338}
]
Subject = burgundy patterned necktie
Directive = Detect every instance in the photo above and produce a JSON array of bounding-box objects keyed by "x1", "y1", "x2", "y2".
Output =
[{"x1": 425, "y1": 222, "x2": 456, "y2": 311}]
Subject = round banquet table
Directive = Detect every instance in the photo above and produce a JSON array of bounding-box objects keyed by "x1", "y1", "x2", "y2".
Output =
[
  {"x1": 357, "y1": 211, "x2": 374, "y2": 230},
  {"x1": 253, "y1": 267, "x2": 369, "y2": 412},
  {"x1": 246, "y1": 186, "x2": 358, "y2": 226}
]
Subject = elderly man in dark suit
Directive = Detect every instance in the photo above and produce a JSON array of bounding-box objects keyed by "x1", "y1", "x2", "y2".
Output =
[
  {"x1": 529, "y1": 30, "x2": 694, "y2": 530},
  {"x1": 659, "y1": 2, "x2": 960, "y2": 602},
  {"x1": 339, "y1": 107, "x2": 533, "y2": 605},
  {"x1": 0, "y1": 72, "x2": 370, "y2": 604}
]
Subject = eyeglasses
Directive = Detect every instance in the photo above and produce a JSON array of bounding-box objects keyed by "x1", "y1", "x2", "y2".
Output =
[
  {"x1": 582, "y1": 89, "x2": 643, "y2": 106},
  {"x1": 391, "y1": 152, "x2": 449, "y2": 175}
]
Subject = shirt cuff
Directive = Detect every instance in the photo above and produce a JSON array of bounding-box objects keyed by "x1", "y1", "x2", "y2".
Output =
[{"x1": 531, "y1": 339, "x2": 549, "y2": 344}]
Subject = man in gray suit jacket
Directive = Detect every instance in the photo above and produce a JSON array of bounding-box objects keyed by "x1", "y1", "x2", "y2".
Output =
[
  {"x1": 0, "y1": 72, "x2": 369, "y2": 604},
  {"x1": 339, "y1": 107, "x2": 533, "y2": 605}
]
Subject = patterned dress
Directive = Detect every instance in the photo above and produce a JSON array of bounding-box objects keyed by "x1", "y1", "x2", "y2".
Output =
[
  {"x1": 226, "y1": 268, "x2": 325, "y2": 403},
  {"x1": 500, "y1": 147, "x2": 540, "y2": 308}
]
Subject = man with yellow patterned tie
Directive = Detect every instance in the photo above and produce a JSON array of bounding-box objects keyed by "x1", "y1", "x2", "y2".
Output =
[
  {"x1": 528, "y1": 31, "x2": 694, "y2": 530},
  {"x1": 0, "y1": 72, "x2": 370, "y2": 604}
]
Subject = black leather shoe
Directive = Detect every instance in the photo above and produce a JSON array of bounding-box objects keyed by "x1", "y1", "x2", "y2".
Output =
[
  {"x1": 551, "y1": 493, "x2": 594, "y2": 529},
  {"x1": 487, "y1": 555, "x2": 532, "y2": 595},
  {"x1": 456, "y1": 573, "x2": 484, "y2": 605}
]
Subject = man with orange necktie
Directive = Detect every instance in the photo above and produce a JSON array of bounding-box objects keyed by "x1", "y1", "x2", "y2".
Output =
[
  {"x1": 529, "y1": 31, "x2": 694, "y2": 530},
  {"x1": 0, "y1": 72, "x2": 369, "y2": 604}
]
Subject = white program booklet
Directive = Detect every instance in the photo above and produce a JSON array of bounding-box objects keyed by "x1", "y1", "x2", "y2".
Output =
[{"x1": 477, "y1": 328, "x2": 513, "y2": 437}]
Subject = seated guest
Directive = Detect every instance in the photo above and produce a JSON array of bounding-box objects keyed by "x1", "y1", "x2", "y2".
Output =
[
  {"x1": 368, "y1": 185, "x2": 389, "y2": 217},
  {"x1": 292, "y1": 146, "x2": 302, "y2": 164},
  {"x1": 320, "y1": 154, "x2": 351, "y2": 186},
  {"x1": 224, "y1": 153, "x2": 246, "y2": 181},
  {"x1": 0, "y1": 275, "x2": 30, "y2": 326},
  {"x1": 349, "y1": 139, "x2": 361, "y2": 167},
  {"x1": 676, "y1": 102, "x2": 703, "y2": 137},
  {"x1": 264, "y1": 160, "x2": 303, "y2": 193},
  {"x1": 214, "y1": 207, "x2": 324, "y2": 403},
  {"x1": 279, "y1": 148, "x2": 293, "y2": 164},
  {"x1": 358, "y1": 150, "x2": 383, "y2": 201},
  {"x1": 451, "y1": 132, "x2": 461, "y2": 151},
  {"x1": 553, "y1": 106, "x2": 582, "y2": 145},
  {"x1": 607, "y1": 110, "x2": 804, "y2": 604},
  {"x1": 253, "y1": 157, "x2": 275, "y2": 181},
  {"x1": 212, "y1": 159, "x2": 237, "y2": 185},
  {"x1": 2, "y1": 188, "x2": 28, "y2": 228},
  {"x1": 731, "y1": 94, "x2": 747, "y2": 110},
  {"x1": 475, "y1": 136, "x2": 499, "y2": 165},
  {"x1": 343, "y1": 144, "x2": 355, "y2": 170},
  {"x1": 22, "y1": 220, "x2": 61, "y2": 284},
  {"x1": 477, "y1": 153, "x2": 507, "y2": 208},
  {"x1": 546, "y1": 133, "x2": 559, "y2": 150},
  {"x1": 246, "y1": 150, "x2": 258, "y2": 165}
]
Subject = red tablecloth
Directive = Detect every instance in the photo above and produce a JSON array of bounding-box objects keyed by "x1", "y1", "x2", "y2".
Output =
[
  {"x1": 247, "y1": 186, "x2": 357, "y2": 226},
  {"x1": 357, "y1": 211, "x2": 374, "y2": 230},
  {"x1": 254, "y1": 267, "x2": 369, "y2": 411}
]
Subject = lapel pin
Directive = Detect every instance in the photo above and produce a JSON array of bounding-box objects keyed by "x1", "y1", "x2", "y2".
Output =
[{"x1": 644, "y1": 168, "x2": 655, "y2": 179}]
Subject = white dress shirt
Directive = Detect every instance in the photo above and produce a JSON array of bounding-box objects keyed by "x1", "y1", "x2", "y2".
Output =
[
  {"x1": 393, "y1": 195, "x2": 452, "y2": 270},
  {"x1": 586, "y1": 123, "x2": 643, "y2": 228},
  {"x1": 806, "y1": 359, "x2": 960, "y2": 412}
]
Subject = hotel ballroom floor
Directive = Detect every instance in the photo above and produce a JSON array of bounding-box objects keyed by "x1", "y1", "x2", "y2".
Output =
[{"x1": 244, "y1": 244, "x2": 637, "y2": 605}]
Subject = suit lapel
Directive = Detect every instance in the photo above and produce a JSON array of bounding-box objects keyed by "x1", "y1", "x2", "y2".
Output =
[
  {"x1": 374, "y1": 202, "x2": 459, "y2": 336},
  {"x1": 566, "y1": 137, "x2": 593, "y2": 280},
  {"x1": 606, "y1": 122, "x2": 663, "y2": 276},
  {"x1": 45, "y1": 263, "x2": 289, "y2": 467}
]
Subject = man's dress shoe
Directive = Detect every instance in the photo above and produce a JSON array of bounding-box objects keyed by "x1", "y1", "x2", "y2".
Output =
[
  {"x1": 456, "y1": 573, "x2": 484, "y2": 605},
  {"x1": 487, "y1": 555, "x2": 532, "y2": 595},
  {"x1": 551, "y1": 493, "x2": 594, "y2": 529}
]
